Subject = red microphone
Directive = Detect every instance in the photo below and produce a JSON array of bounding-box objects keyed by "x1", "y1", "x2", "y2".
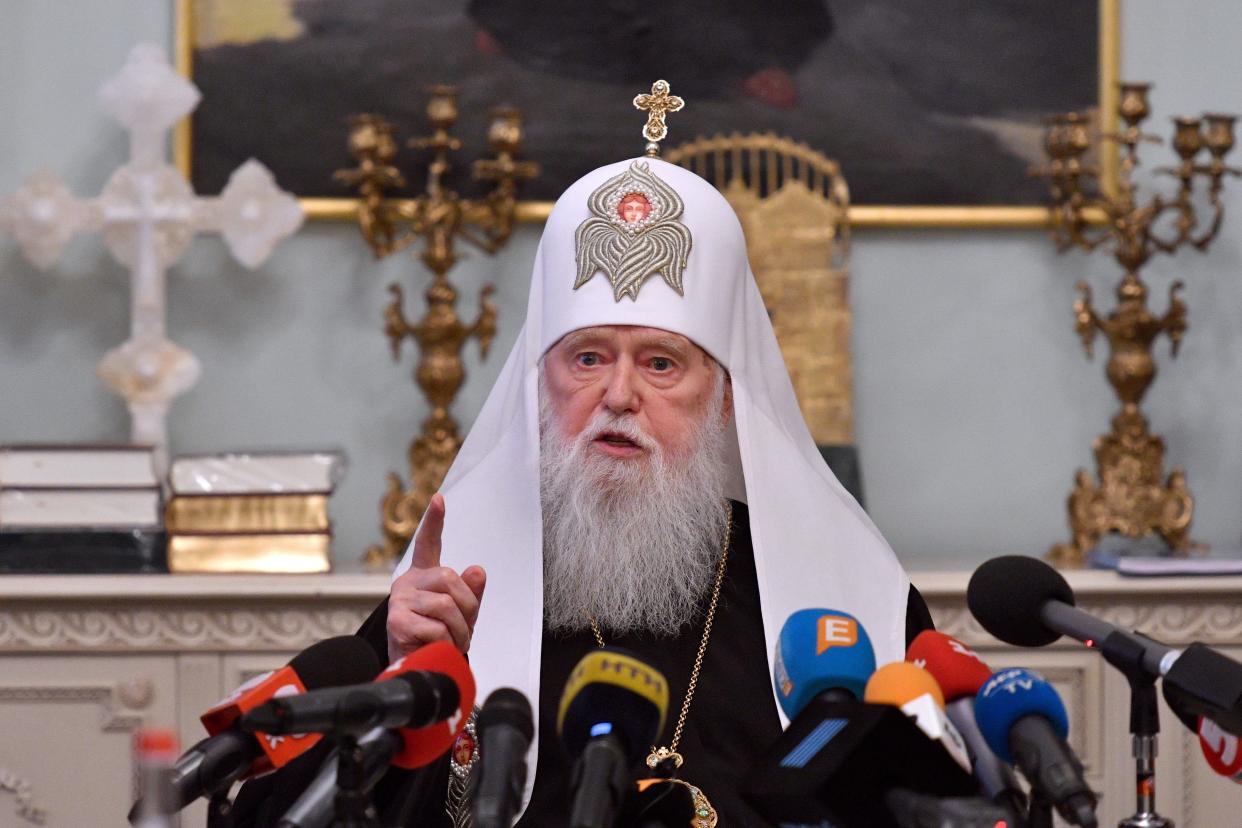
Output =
[
  {"x1": 1199, "y1": 716, "x2": 1242, "y2": 782},
  {"x1": 906, "y1": 630, "x2": 992, "y2": 702},
  {"x1": 906, "y1": 630, "x2": 1027, "y2": 817},
  {"x1": 379, "y1": 641, "x2": 477, "y2": 768},
  {"x1": 271, "y1": 644, "x2": 478, "y2": 828}
]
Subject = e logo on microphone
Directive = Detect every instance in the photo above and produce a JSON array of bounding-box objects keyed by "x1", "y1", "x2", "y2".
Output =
[{"x1": 817, "y1": 615, "x2": 858, "y2": 654}]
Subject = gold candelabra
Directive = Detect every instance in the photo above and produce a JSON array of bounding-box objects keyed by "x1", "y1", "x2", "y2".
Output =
[
  {"x1": 1035, "y1": 82, "x2": 1237, "y2": 566},
  {"x1": 335, "y1": 88, "x2": 538, "y2": 567}
]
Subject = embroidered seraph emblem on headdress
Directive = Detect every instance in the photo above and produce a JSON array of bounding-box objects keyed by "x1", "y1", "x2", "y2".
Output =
[{"x1": 574, "y1": 161, "x2": 693, "y2": 302}]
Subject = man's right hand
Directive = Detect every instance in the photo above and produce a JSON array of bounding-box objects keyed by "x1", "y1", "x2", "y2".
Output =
[{"x1": 387, "y1": 493, "x2": 487, "y2": 663}]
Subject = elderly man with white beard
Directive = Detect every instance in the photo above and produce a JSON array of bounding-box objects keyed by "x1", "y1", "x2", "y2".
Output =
[{"x1": 235, "y1": 97, "x2": 933, "y2": 828}]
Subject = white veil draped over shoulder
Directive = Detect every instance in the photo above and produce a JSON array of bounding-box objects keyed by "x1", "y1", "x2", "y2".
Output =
[{"x1": 394, "y1": 157, "x2": 909, "y2": 816}]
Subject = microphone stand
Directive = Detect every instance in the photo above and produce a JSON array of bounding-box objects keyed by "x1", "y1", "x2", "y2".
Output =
[
  {"x1": 206, "y1": 790, "x2": 235, "y2": 828},
  {"x1": 1104, "y1": 633, "x2": 1173, "y2": 828},
  {"x1": 334, "y1": 733, "x2": 381, "y2": 828},
  {"x1": 1028, "y1": 791, "x2": 1055, "y2": 828}
]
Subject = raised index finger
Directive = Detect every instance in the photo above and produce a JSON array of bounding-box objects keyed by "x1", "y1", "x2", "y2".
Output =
[{"x1": 410, "y1": 493, "x2": 445, "y2": 569}]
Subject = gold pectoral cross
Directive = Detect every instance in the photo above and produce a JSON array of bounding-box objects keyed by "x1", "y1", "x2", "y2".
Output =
[{"x1": 633, "y1": 80, "x2": 685, "y2": 156}]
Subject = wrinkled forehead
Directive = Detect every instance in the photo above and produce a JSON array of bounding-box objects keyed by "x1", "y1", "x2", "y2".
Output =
[{"x1": 545, "y1": 324, "x2": 709, "y2": 360}]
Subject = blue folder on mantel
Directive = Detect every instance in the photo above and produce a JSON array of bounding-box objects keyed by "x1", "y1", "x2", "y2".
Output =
[{"x1": 1088, "y1": 549, "x2": 1242, "y2": 577}]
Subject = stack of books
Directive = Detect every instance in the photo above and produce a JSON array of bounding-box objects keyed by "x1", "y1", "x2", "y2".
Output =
[
  {"x1": 0, "y1": 444, "x2": 165, "y2": 573},
  {"x1": 165, "y1": 451, "x2": 343, "y2": 573}
]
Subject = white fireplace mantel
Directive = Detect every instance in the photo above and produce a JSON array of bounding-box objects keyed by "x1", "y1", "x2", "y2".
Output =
[{"x1": 1, "y1": 569, "x2": 1241, "y2": 826}]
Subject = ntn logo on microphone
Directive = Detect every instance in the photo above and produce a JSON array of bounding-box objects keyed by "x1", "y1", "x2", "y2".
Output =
[{"x1": 817, "y1": 615, "x2": 858, "y2": 654}]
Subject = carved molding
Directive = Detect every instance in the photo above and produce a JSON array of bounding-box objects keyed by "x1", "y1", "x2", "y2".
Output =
[
  {"x1": 0, "y1": 604, "x2": 373, "y2": 652},
  {"x1": 0, "y1": 766, "x2": 46, "y2": 825},
  {"x1": 927, "y1": 600, "x2": 1242, "y2": 648},
  {"x1": 0, "y1": 685, "x2": 145, "y2": 732}
]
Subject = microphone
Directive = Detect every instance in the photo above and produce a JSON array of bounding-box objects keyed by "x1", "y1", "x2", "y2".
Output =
[
  {"x1": 272, "y1": 643, "x2": 478, "y2": 828},
  {"x1": 864, "y1": 662, "x2": 971, "y2": 773},
  {"x1": 1198, "y1": 715, "x2": 1242, "y2": 784},
  {"x1": 968, "y1": 555, "x2": 1242, "y2": 736},
  {"x1": 907, "y1": 630, "x2": 1027, "y2": 818},
  {"x1": 773, "y1": 608, "x2": 876, "y2": 717},
  {"x1": 275, "y1": 726, "x2": 401, "y2": 828},
  {"x1": 130, "y1": 635, "x2": 381, "y2": 822},
  {"x1": 743, "y1": 613, "x2": 976, "y2": 827},
  {"x1": 975, "y1": 667, "x2": 1097, "y2": 827},
  {"x1": 471, "y1": 688, "x2": 535, "y2": 828},
  {"x1": 557, "y1": 648, "x2": 670, "y2": 828},
  {"x1": 241, "y1": 641, "x2": 471, "y2": 751}
]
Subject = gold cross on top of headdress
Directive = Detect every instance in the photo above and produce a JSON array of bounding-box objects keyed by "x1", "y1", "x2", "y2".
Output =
[{"x1": 633, "y1": 80, "x2": 685, "y2": 157}]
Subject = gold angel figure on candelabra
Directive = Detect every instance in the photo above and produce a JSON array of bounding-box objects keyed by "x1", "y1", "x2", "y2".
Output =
[
  {"x1": 1034, "y1": 82, "x2": 1237, "y2": 565},
  {"x1": 334, "y1": 87, "x2": 538, "y2": 567}
]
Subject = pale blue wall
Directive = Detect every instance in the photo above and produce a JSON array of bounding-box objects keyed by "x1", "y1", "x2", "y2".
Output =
[{"x1": 2, "y1": 1, "x2": 1240, "y2": 569}]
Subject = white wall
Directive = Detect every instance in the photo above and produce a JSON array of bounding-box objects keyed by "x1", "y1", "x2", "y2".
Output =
[{"x1": 2, "y1": 0, "x2": 1240, "y2": 569}]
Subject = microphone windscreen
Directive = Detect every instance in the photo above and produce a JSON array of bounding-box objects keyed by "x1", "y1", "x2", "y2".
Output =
[
  {"x1": 558, "y1": 648, "x2": 669, "y2": 763},
  {"x1": 380, "y1": 640, "x2": 477, "y2": 769},
  {"x1": 478, "y1": 687, "x2": 534, "y2": 743},
  {"x1": 288, "y1": 635, "x2": 383, "y2": 690},
  {"x1": 967, "y1": 556, "x2": 1074, "y2": 647},
  {"x1": 905, "y1": 630, "x2": 993, "y2": 702},
  {"x1": 773, "y1": 609, "x2": 876, "y2": 719},
  {"x1": 974, "y1": 668, "x2": 1069, "y2": 764},
  {"x1": 864, "y1": 662, "x2": 945, "y2": 709}
]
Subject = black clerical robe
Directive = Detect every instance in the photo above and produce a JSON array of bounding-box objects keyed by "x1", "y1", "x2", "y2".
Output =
[{"x1": 234, "y1": 501, "x2": 933, "y2": 827}]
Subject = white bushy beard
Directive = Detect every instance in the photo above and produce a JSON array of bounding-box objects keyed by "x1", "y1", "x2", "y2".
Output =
[{"x1": 539, "y1": 368, "x2": 731, "y2": 637}]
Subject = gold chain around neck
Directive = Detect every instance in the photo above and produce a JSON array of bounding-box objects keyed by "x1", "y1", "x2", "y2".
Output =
[{"x1": 589, "y1": 505, "x2": 733, "y2": 756}]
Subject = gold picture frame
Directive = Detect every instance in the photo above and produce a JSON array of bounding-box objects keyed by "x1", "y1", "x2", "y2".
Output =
[{"x1": 173, "y1": 0, "x2": 1118, "y2": 229}]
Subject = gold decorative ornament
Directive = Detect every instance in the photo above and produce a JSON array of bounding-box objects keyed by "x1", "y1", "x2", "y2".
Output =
[
  {"x1": 634, "y1": 80, "x2": 685, "y2": 157},
  {"x1": 1034, "y1": 82, "x2": 1237, "y2": 566},
  {"x1": 590, "y1": 506, "x2": 732, "y2": 828},
  {"x1": 333, "y1": 88, "x2": 538, "y2": 567},
  {"x1": 575, "y1": 160, "x2": 693, "y2": 301},
  {"x1": 666, "y1": 133, "x2": 854, "y2": 447}
]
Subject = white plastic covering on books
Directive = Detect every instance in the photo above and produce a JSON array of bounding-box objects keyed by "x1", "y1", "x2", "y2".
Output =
[
  {"x1": 168, "y1": 451, "x2": 346, "y2": 495},
  {"x1": 0, "y1": 489, "x2": 162, "y2": 529},
  {"x1": 0, "y1": 445, "x2": 157, "y2": 489}
]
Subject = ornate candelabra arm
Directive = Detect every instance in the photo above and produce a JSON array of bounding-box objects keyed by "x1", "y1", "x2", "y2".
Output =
[
  {"x1": 1190, "y1": 175, "x2": 1239, "y2": 249},
  {"x1": 1163, "y1": 280, "x2": 1188, "y2": 357},
  {"x1": 1070, "y1": 202, "x2": 1118, "y2": 253},
  {"x1": 1073, "y1": 281, "x2": 1101, "y2": 358},
  {"x1": 1144, "y1": 193, "x2": 1193, "y2": 255},
  {"x1": 382, "y1": 283, "x2": 413, "y2": 361},
  {"x1": 454, "y1": 216, "x2": 502, "y2": 255},
  {"x1": 336, "y1": 115, "x2": 416, "y2": 258}
]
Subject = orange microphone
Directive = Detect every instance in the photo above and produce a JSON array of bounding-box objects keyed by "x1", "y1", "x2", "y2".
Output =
[
  {"x1": 864, "y1": 662, "x2": 945, "y2": 709},
  {"x1": 865, "y1": 662, "x2": 969, "y2": 772}
]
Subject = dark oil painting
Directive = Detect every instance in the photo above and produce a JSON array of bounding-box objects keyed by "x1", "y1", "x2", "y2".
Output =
[{"x1": 187, "y1": 0, "x2": 1102, "y2": 207}]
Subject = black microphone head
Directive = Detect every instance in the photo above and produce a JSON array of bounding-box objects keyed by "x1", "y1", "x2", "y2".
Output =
[
  {"x1": 967, "y1": 556, "x2": 1075, "y2": 647},
  {"x1": 287, "y1": 635, "x2": 383, "y2": 690},
  {"x1": 557, "y1": 648, "x2": 669, "y2": 763},
  {"x1": 479, "y1": 688, "x2": 535, "y2": 743}
]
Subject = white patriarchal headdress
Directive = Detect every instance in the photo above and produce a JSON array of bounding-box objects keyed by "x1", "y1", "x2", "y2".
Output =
[{"x1": 395, "y1": 92, "x2": 908, "y2": 817}]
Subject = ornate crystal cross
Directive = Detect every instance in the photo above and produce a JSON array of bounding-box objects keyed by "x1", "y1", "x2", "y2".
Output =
[
  {"x1": 0, "y1": 44, "x2": 302, "y2": 471},
  {"x1": 633, "y1": 80, "x2": 685, "y2": 156}
]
